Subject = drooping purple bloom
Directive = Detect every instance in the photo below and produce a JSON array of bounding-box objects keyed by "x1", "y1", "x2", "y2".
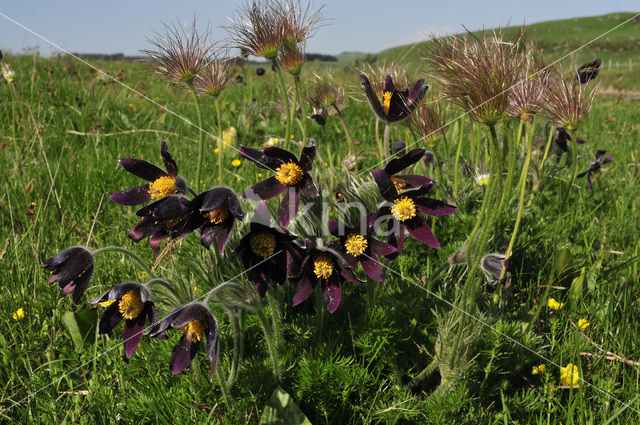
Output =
[
  {"x1": 576, "y1": 58, "x2": 601, "y2": 84},
  {"x1": 110, "y1": 141, "x2": 188, "y2": 206},
  {"x1": 359, "y1": 74, "x2": 428, "y2": 123},
  {"x1": 149, "y1": 303, "x2": 219, "y2": 379},
  {"x1": 128, "y1": 195, "x2": 196, "y2": 255},
  {"x1": 40, "y1": 246, "x2": 94, "y2": 305},
  {"x1": 327, "y1": 215, "x2": 395, "y2": 282},
  {"x1": 371, "y1": 167, "x2": 457, "y2": 255},
  {"x1": 188, "y1": 187, "x2": 244, "y2": 253},
  {"x1": 235, "y1": 202, "x2": 303, "y2": 296},
  {"x1": 291, "y1": 240, "x2": 363, "y2": 313},
  {"x1": 577, "y1": 150, "x2": 613, "y2": 189},
  {"x1": 376, "y1": 148, "x2": 435, "y2": 193},
  {"x1": 239, "y1": 143, "x2": 318, "y2": 226},
  {"x1": 90, "y1": 282, "x2": 158, "y2": 358}
]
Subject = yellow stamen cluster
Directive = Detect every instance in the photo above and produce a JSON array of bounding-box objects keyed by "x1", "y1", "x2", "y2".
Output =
[
  {"x1": 148, "y1": 175, "x2": 178, "y2": 200},
  {"x1": 390, "y1": 176, "x2": 406, "y2": 193},
  {"x1": 181, "y1": 319, "x2": 206, "y2": 342},
  {"x1": 249, "y1": 231, "x2": 276, "y2": 259},
  {"x1": 275, "y1": 161, "x2": 304, "y2": 186},
  {"x1": 391, "y1": 197, "x2": 417, "y2": 222},
  {"x1": 118, "y1": 289, "x2": 144, "y2": 320},
  {"x1": 205, "y1": 201, "x2": 230, "y2": 224},
  {"x1": 313, "y1": 254, "x2": 334, "y2": 280},
  {"x1": 345, "y1": 234, "x2": 368, "y2": 257},
  {"x1": 382, "y1": 91, "x2": 393, "y2": 115}
]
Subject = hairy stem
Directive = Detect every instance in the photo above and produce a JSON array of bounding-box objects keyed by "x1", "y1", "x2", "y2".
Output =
[
  {"x1": 215, "y1": 96, "x2": 224, "y2": 185},
  {"x1": 92, "y1": 246, "x2": 152, "y2": 274},
  {"x1": 273, "y1": 61, "x2": 291, "y2": 147},
  {"x1": 453, "y1": 117, "x2": 465, "y2": 199},
  {"x1": 190, "y1": 83, "x2": 205, "y2": 192}
]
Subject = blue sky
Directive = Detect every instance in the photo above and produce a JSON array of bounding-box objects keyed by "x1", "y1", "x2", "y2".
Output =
[{"x1": 0, "y1": 1, "x2": 637, "y2": 57}]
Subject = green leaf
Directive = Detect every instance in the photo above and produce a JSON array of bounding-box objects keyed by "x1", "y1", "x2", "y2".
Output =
[
  {"x1": 259, "y1": 387, "x2": 312, "y2": 425},
  {"x1": 569, "y1": 267, "x2": 586, "y2": 307},
  {"x1": 60, "y1": 309, "x2": 98, "y2": 352}
]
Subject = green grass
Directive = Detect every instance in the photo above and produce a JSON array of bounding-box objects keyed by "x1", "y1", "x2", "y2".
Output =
[{"x1": 1, "y1": 22, "x2": 640, "y2": 424}]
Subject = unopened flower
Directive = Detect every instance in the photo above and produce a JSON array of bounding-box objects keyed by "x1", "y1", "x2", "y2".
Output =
[
  {"x1": 150, "y1": 303, "x2": 220, "y2": 379},
  {"x1": 548, "y1": 298, "x2": 564, "y2": 311},
  {"x1": 577, "y1": 150, "x2": 613, "y2": 190},
  {"x1": 279, "y1": 44, "x2": 306, "y2": 76},
  {"x1": 291, "y1": 240, "x2": 362, "y2": 313},
  {"x1": 2, "y1": 63, "x2": 15, "y2": 83},
  {"x1": 91, "y1": 283, "x2": 158, "y2": 358},
  {"x1": 359, "y1": 73, "x2": 427, "y2": 123},
  {"x1": 12, "y1": 308, "x2": 25, "y2": 321},
  {"x1": 40, "y1": 246, "x2": 95, "y2": 305},
  {"x1": 480, "y1": 253, "x2": 509, "y2": 287},
  {"x1": 532, "y1": 364, "x2": 546, "y2": 376},
  {"x1": 240, "y1": 143, "x2": 318, "y2": 226},
  {"x1": 110, "y1": 141, "x2": 188, "y2": 206},
  {"x1": 559, "y1": 363, "x2": 579, "y2": 387},
  {"x1": 576, "y1": 58, "x2": 601, "y2": 84},
  {"x1": 577, "y1": 318, "x2": 590, "y2": 330},
  {"x1": 143, "y1": 19, "x2": 214, "y2": 85}
]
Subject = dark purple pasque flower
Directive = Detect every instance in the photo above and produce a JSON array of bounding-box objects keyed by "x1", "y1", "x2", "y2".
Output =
[
  {"x1": 576, "y1": 58, "x2": 601, "y2": 84},
  {"x1": 371, "y1": 169, "x2": 457, "y2": 254},
  {"x1": 328, "y1": 215, "x2": 395, "y2": 282},
  {"x1": 189, "y1": 187, "x2": 244, "y2": 253},
  {"x1": 235, "y1": 202, "x2": 303, "y2": 296},
  {"x1": 90, "y1": 282, "x2": 158, "y2": 358},
  {"x1": 577, "y1": 150, "x2": 613, "y2": 190},
  {"x1": 376, "y1": 148, "x2": 434, "y2": 193},
  {"x1": 128, "y1": 195, "x2": 196, "y2": 255},
  {"x1": 239, "y1": 143, "x2": 318, "y2": 226},
  {"x1": 110, "y1": 141, "x2": 188, "y2": 206},
  {"x1": 359, "y1": 73, "x2": 428, "y2": 123},
  {"x1": 149, "y1": 303, "x2": 219, "y2": 379},
  {"x1": 480, "y1": 253, "x2": 510, "y2": 287},
  {"x1": 40, "y1": 246, "x2": 94, "y2": 305},
  {"x1": 291, "y1": 240, "x2": 363, "y2": 313}
]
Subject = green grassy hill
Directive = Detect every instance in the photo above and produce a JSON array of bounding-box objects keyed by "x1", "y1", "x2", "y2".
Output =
[{"x1": 374, "y1": 12, "x2": 640, "y2": 90}]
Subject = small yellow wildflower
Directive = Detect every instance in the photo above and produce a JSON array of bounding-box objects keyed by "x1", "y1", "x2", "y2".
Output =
[
  {"x1": 532, "y1": 364, "x2": 546, "y2": 376},
  {"x1": 231, "y1": 159, "x2": 241, "y2": 167},
  {"x1": 12, "y1": 308, "x2": 25, "y2": 321},
  {"x1": 548, "y1": 298, "x2": 564, "y2": 311},
  {"x1": 214, "y1": 148, "x2": 220, "y2": 154},
  {"x1": 258, "y1": 173, "x2": 263, "y2": 178},
  {"x1": 577, "y1": 318, "x2": 590, "y2": 330},
  {"x1": 559, "y1": 363, "x2": 579, "y2": 386}
]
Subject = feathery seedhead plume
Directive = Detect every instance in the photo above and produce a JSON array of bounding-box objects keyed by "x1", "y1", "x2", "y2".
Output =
[
  {"x1": 194, "y1": 55, "x2": 235, "y2": 97},
  {"x1": 227, "y1": 0, "x2": 285, "y2": 61},
  {"x1": 143, "y1": 19, "x2": 214, "y2": 86},
  {"x1": 540, "y1": 66, "x2": 600, "y2": 132},
  {"x1": 506, "y1": 40, "x2": 548, "y2": 121},
  {"x1": 279, "y1": 44, "x2": 307, "y2": 76},
  {"x1": 411, "y1": 90, "x2": 448, "y2": 148},
  {"x1": 280, "y1": 0, "x2": 326, "y2": 48},
  {"x1": 306, "y1": 71, "x2": 345, "y2": 112},
  {"x1": 427, "y1": 28, "x2": 525, "y2": 125}
]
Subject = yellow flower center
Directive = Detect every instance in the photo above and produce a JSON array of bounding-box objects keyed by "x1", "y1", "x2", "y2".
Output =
[
  {"x1": 118, "y1": 289, "x2": 144, "y2": 320},
  {"x1": 182, "y1": 318, "x2": 206, "y2": 342},
  {"x1": 390, "y1": 176, "x2": 406, "y2": 193},
  {"x1": 313, "y1": 254, "x2": 334, "y2": 280},
  {"x1": 345, "y1": 234, "x2": 368, "y2": 257},
  {"x1": 204, "y1": 201, "x2": 229, "y2": 224},
  {"x1": 382, "y1": 91, "x2": 393, "y2": 115},
  {"x1": 274, "y1": 161, "x2": 304, "y2": 186},
  {"x1": 391, "y1": 196, "x2": 416, "y2": 222},
  {"x1": 148, "y1": 175, "x2": 178, "y2": 200},
  {"x1": 249, "y1": 231, "x2": 276, "y2": 259}
]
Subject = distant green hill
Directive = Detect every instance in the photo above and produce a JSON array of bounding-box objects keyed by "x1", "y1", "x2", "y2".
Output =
[{"x1": 373, "y1": 12, "x2": 640, "y2": 90}]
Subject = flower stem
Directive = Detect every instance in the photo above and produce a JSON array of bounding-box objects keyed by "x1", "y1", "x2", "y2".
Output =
[
  {"x1": 189, "y1": 83, "x2": 205, "y2": 192},
  {"x1": 382, "y1": 121, "x2": 391, "y2": 162},
  {"x1": 256, "y1": 307, "x2": 281, "y2": 380},
  {"x1": 539, "y1": 125, "x2": 555, "y2": 169},
  {"x1": 226, "y1": 309, "x2": 243, "y2": 388},
  {"x1": 294, "y1": 75, "x2": 307, "y2": 146},
  {"x1": 496, "y1": 120, "x2": 522, "y2": 218},
  {"x1": 92, "y1": 246, "x2": 151, "y2": 274},
  {"x1": 273, "y1": 61, "x2": 291, "y2": 148},
  {"x1": 267, "y1": 290, "x2": 282, "y2": 350},
  {"x1": 335, "y1": 105, "x2": 357, "y2": 170},
  {"x1": 431, "y1": 148, "x2": 443, "y2": 232},
  {"x1": 214, "y1": 96, "x2": 224, "y2": 186},
  {"x1": 453, "y1": 117, "x2": 465, "y2": 199},
  {"x1": 501, "y1": 120, "x2": 533, "y2": 280}
]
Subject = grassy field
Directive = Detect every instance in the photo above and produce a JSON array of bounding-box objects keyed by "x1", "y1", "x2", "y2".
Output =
[{"x1": 2, "y1": 12, "x2": 640, "y2": 424}]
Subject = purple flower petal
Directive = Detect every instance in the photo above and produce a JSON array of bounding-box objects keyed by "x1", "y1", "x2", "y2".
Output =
[
  {"x1": 360, "y1": 74, "x2": 388, "y2": 122},
  {"x1": 293, "y1": 277, "x2": 314, "y2": 306},
  {"x1": 372, "y1": 169, "x2": 398, "y2": 201},
  {"x1": 169, "y1": 335, "x2": 199, "y2": 375},
  {"x1": 395, "y1": 174, "x2": 434, "y2": 190},
  {"x1": 110, "y1": 185, "x2": 152, "y2": 206},
  {"x1": 299, "y1": 144, "x2": 317, "y2": 171},
  {"x1": 98, "y1": 301, "x2": 123, "y2": 335},
  {"x1": 404, "y1": 217, "x2": 439, "y2": 248},
  {"x1": 299, "y1": 173, "x2": 318, "y2": 197},
  {"x1": 264, "y1": 146, "x2": 299, "y2": 165},
  {"x1": 383, "y1": 74, "x2": 395, "y2": 93},
  {"x1": 243, "y1": 176, "x2": 286, "y2": 201},
  {"x1": 384, "y1": 149, "x2": 426, "y2": 175},
  {"x1": 409, "y1": 78, "x2": 427, "y2": 101},
  {"x1": 160, "y1": 141, "x2": 179, "y2": 176},
  {"x1": 119, "y1": 158, "x2": 166, "y2": 182},
  {"x1": 414, "y1": 197, "x2": 457, "y2": 216},
  {"x1": 278, "y1": 187, "x2": 300, "y2": 226},
  {"x1": 361, "y1": 254, "x2": 385, "y2": 282},
  {"x1": 239, "y1": 146, "x2": 280, "y2": 170},
  {"x1": 323, "y1": 284, "x2": 342, "y2": 313},
  {"x1": 123, "y1": 313, "x2": 146, "y2": 358},
  {"x1": 369, "y1": 238, "x2": 396, "y2": 257}
]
